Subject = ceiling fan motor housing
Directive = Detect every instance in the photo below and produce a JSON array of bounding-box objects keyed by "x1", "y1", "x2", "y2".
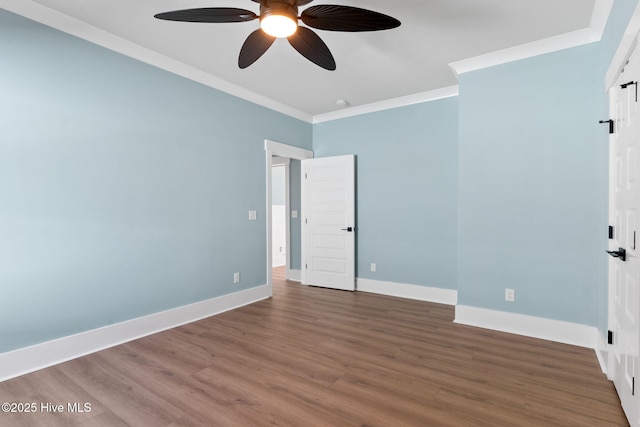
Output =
[{"x1": 260, "y1": 1, "x2": 298, "y2": 25}]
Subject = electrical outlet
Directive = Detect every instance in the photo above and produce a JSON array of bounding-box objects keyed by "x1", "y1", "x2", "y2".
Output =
[
  {"x1": 234, "y1": 272, "x2": 240, "y2": 284},
  {"x1": 505, "y1": 288, "x2": 515, "y2": 302},
  {"x1": 370, "y1": 263, "x2": 376, "y2": 272}
]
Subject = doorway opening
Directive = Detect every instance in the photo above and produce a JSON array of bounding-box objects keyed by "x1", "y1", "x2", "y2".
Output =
[
  {"x1": 271, "y1": 160, "x2": 287, "y2": 270},
  {"x1": 264, "y1": 140, "x2": 313, "y2": 293}
]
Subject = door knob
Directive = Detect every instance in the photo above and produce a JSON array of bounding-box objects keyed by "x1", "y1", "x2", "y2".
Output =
[
  {"x1": 341, "y1": 227, "x2": 354, "y2": 232},
  {"x1": 607, "y1": 247, "x2": 626, "y2": 261}
]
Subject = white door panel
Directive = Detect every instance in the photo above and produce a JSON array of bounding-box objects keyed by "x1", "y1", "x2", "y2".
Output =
[
  {"x1": 302, "y1": 155, "x2": 355, "y2": 291},
  {"x1": 609, "y1": 44, "x2": 640, "y2": 426}
]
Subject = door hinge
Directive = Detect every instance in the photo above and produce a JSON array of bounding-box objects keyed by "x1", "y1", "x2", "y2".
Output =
[
  {"x1": 599, "y1": 119, "x2": 614, "y2": 134},
  {"x1": 608, "y1": 330, "x2": 614, "y2": 345},
  {"x1": 305, "y1": 264, "x2": 308, "y2": 270},
  {"x1": 305, "y1": 173, "x2": 308, "y2": 179},
  {"x1": 621, "y1": 80, "x2": 638, "y2": 102},
  {"x1": 305, "y1": 218, "x2": 307, "y2": 224},
  {"x1": 609, "y1": 225, "x2": 614, "y2": 239}
]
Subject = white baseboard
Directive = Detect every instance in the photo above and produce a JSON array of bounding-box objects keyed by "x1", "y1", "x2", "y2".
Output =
[
  {"x1": 0, "y1": 284, "x2": 270, "y2": 382},
  {"x1": 454, "y1": 305, "x2": 601, "y2": 350},
  {"x1": 357, "y1": 278, "x2": 457, "y2": 305},
  {"x1": 287, "y1": 268, "x2": 301, "y2": 282}
]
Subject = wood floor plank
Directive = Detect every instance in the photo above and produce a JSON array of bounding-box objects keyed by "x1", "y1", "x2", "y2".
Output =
[
  {"x1": 192, "y1": 366, "x2": 340, "y2": 426},
  {"x1": 0, "y1": 267, "x2": 628, "y2": 426},
  {"x1": 56, "y1": 353, "x2": 187, "y2": 425},
  {"x1": 0, "y1": 365, "x2": 107, "y2": 427}
]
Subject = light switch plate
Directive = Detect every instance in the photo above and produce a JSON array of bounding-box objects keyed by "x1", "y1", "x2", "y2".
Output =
[
  {"x1": 291, "y1": 210, "x2": 298, "y2": 218},
  {"x1": 249, "y1": 210, "x2": 257, "y2": 220}
]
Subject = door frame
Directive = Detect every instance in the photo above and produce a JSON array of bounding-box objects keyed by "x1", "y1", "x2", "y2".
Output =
[
  {"x1": 605, "y1": 6, "x2": 640, "y2": 426},
  {"x1": 264, "y1": 139, "x2": 313, "y2": 293},
  {"x1": 605, "y1": 2, "x2": 640, "y2": 378}
]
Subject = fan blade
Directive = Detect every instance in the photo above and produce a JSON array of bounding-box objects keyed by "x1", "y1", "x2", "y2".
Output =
[
  {"x1": 301, "y1": 5, "x2": 400, "y2": 32},
  {"x1": 287, "y1": 27, "x2": 336, "y2": 71},
  {"x1": 239, "y1": 29, "x2": 276, "y2": 69},
  {"x1": 154, "y1": 8, "x2": 257, "y2": 23}
]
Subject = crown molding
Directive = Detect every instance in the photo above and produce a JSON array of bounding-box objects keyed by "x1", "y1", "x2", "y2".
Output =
[
  {"x1": 449, "y1": 0, "x2": 614, "y2": 76},
  {"x1": 0, "y1": 0, "x2": 313, "y2": 123},
  {"x1": 312, "y1": 86, "x2": 459, "y2": 124}
]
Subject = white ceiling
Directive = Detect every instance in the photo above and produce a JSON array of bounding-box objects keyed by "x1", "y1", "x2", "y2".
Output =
[{"x1": 3, "y1": 0, "x2": 607, "y2": 121}]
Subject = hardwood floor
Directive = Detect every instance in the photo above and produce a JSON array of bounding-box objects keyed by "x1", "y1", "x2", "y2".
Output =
[{"x1": 0, "y1": 267, "x2": 628, "y2": 426}]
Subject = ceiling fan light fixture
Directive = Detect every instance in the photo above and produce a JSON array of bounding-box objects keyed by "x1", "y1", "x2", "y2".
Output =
[
  {"x1": 261, "y1": 15, "x2": 297, "y2": 37},
  {"x1": 260, "y1": 3, "x2": 298, "y2": 38}
]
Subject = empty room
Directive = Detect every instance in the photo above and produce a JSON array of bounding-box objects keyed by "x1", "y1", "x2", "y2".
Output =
[{"x1": 1, "y1": 0, "x2": 639, "y2": 425}]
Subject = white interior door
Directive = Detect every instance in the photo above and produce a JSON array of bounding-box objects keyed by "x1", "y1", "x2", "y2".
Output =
[
  {"x1": 301, "y1": 155, "x2": 355, "y2": 291},
  {"x1": 609, "y1": 44, "x2": 640, "y2": 427}
]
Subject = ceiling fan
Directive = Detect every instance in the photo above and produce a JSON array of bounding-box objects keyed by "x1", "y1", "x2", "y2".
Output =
[{"x1": 154, "y1": 0, "x2": 401, "y2": 71}]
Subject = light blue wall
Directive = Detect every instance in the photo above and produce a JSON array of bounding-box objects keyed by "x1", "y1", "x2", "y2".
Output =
[
  {"x1": 457, "y1": 45, "x2": 607, "y2": 325},
  {"x1": 600, "y1": 0, "x2": 640, "y2": 72},
  {"x1": 457, "y1": 0, "x2": 638, "y2": 330},
  {"x1": 289, "y1": 159, "x2": 302, "y2": 270},
  {"x1": 313, "y1": 98, "x2": 459, "y2": 288},
  {"x1": 0, "y1": 10, "x2": 311, "y2": 352}
]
